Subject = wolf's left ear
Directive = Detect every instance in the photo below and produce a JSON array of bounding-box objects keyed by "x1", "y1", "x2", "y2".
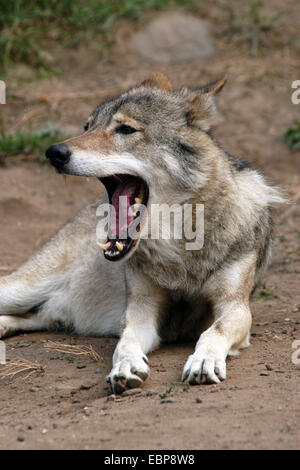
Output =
[
  {"x1": 186, "y1": 75, "x2": 227, "y2": 131},
  {"x1": 141, "y1": 72, "x2": 172, "y2": 91}
]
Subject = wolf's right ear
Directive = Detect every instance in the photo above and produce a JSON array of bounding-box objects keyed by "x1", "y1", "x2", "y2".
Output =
[
  {"x1": 141, "y1": 72, "x2": 172, "y2": 91},
  {"x1": 186, "y1": 75, "x2": 227, "y2": 131}
]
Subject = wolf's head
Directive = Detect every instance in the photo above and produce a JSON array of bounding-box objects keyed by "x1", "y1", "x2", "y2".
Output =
[{"x1": 46, "y1": 73, "x2": 226, "y2": 261}]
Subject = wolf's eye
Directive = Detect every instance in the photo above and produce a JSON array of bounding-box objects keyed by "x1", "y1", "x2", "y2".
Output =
[{"x1": 115, "y1": 124, "x2": 138, "y2": 135}]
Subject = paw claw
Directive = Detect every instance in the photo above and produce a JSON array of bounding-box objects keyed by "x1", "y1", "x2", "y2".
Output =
[
  {"x1": 108, "y1": 354, "x2": 149, "y2": 394},
  {"x1": 182, "y1": 352, "x2": 226, "y2": 386}
]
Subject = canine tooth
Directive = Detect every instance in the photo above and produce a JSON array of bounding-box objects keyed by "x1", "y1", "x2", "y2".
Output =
[
  {"x1": 97, "y1": 241, "x2": 111, "y2": 251},
  {"x1": 116, "y1": 241, "x2": 124, "y2": 252},
  {"x1": 139, "y1": 186, "x2": 144, "y2": 199},
  {"x1": 134, "y1": 197, "x2": 142, "y2": 205},
  {"x1": 62, "y1": 175, "x2": 68, "y2": 184},
  {"x1": 133, "y1": 204, "x2": 140, "y2": 213}
]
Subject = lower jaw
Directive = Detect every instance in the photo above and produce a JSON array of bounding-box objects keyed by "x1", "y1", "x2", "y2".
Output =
[
  {"x1": 103, "y1": 237, "x2": 138, "y2": 262},
  {"x1": 98, "y1": 174, "x2": 149, "y2": 261}
]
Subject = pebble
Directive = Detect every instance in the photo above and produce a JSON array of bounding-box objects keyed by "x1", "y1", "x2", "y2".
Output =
[
  {"x1": 106, "y1": 394, "x2": 116, "y2": 402},
  {"x1": 122, "y1": 389, "x2": 142, "y2": 397},
  {"x1": 80, "y1": 383, "x2": 94, "y2": 390},
  {"x1": 144, "y1": 390, "x2": 158, "y2": 397}
]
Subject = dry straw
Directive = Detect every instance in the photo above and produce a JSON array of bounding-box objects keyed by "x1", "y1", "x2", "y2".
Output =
[
  {"x1": 0, "y1": 358, "x2": 45, "y2": 380},
  {"x1": 43, "y1": 340, "x2": 102, "y2": 362}
]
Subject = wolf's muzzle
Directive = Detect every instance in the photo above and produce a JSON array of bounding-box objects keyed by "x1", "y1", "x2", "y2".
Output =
[{"x1": 46, "y1": 144, "x2": 71, "y2": 171}]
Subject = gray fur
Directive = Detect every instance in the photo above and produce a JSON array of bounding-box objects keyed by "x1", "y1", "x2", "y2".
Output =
[{"x1": 0, "y1": 74, "x2": 284, "y2": 393}]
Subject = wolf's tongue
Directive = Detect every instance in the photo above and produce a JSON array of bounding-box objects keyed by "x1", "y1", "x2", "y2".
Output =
[{"x1": 111, "y1": 181, "x2": 138, "y2": 237}]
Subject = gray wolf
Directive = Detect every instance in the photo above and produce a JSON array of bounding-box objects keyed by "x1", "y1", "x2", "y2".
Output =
[{"x1": 0, "y1": 73, "x2": 283, "y2": 393}]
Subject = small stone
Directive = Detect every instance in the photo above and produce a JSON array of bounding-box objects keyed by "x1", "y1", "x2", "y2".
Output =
[
  {"x1": 144, "y1": 390, "x2": 158, "y2": 397},
  {"x1": 265, "y1": 364, "x2": 273, "y2": 371},
  {"x1": 195, "y1": 397, "x2": 202, "y2": 403},
  {"x1": 17, "y1": 435, "x2": 25, "y2": 442},
  {"x1": 160, "y1": 398, "x2": 174, "y2": 404},
  {"x1": 106, "y1": 394, "x2": 116, "y2": 402},
  {"x1": 76, "y1": 365, "x2": 86, "y2": 369},
  {"x1": 80, "y1": 383, "x2": 93, "y2": 390},
  {"x1": 15, "y1": 341, "x2": 32, "y2": 348},
  {"x1": 122, "y1": 389, "x2": 142, "y2": 397},
  {"x1": 83, "y1": 407, "x2": 91, "y2": 416}
]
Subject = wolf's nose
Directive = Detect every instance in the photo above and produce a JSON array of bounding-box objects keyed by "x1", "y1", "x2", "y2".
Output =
[{"x1": 46, "y1": 144, "x2": 71, "y2": 168}]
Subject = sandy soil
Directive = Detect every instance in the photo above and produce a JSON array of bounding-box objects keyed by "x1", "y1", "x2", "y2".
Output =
[{"x1": 0, "y1": 4, "x2": 299, "y2": 450}]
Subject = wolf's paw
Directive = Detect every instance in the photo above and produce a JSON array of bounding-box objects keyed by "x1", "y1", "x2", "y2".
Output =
[
  {"x1": 182, "y1": 351, "x2": 226, "y2": 385},
  {"x1": 106, "y1": 354, "x2": 149, "y2": 394}
]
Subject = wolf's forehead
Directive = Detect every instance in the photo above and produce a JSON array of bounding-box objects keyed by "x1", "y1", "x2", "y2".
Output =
[{"x1": 90, "y1": 91, "x2": 184, "y2": 127}]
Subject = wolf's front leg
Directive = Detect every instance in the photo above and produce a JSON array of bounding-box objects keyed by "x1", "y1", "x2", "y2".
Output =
[
  {"x1": 107, "y1": 270, "x2": 164, "y2": 394},
  {"x1": 182, "y1": 252, "x2": 255, "y2": 385}
]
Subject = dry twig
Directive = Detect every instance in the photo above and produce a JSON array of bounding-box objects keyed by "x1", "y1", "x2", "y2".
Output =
[
  {"x1": 0, "y1": 358, "x2": 45, "y2": 380},
  {"x1": 43, "y1": 340, "x2": 102, "y2": 362}
]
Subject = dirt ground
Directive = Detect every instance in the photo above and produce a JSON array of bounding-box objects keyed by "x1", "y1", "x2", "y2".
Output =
[{"x1": 0, "y1": 4, "x2": 300, "y2": 450}]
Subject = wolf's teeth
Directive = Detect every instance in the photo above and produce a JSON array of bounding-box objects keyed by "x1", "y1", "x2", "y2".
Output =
[
  {"x1": 62, "y1": 175, "x2": 68, "y2": 184},
  {"x1": 139, "y1": 186, "x2": 144, "y2": 199},
  {"x1": 134, "y1": 197, "x2": 142, "y2": 205},
  {"x1": 133, "y1": 204, "x2": 140, "y2": 214},
  {"x1": 98, "y1": 241, "x2": 111, "y2": 251},
  {"x1": 116, "y1": 241, "x2": 124, "y2": 252}
]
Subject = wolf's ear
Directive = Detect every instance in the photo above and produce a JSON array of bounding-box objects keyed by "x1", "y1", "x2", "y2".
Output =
[
  {"x1": 198, "y1": 75, "x2": 227, "y2": 96},
  {"x1": 141, "y1": 72, "x2": 172, "y2": 91},
  {"x1": 186, "y1": 75, "x2": 227, "y2": 131}
]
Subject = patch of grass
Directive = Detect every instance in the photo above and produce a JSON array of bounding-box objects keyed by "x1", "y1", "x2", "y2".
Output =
[
  {"x1": 159, "y1": 381, "x2": 190, "y2": 399},
  {"x1": 282, "y1": 120, "x2": 300, "y2": 151},
  {"x1": 159, "y1": 385, "x2": 173, "y2": 399},
  {"x1": 0, "y1": 121, "x2": 63, "y2": 163},
  {"x1": 256, "y1": 284, "x2": 276, "y2": 301},
  {"x1": 0, "y1": 0, "x2": 195, "y2": 74},
  {"x1": 220, "y1": 1, "x2": 295, "y2": 55}
]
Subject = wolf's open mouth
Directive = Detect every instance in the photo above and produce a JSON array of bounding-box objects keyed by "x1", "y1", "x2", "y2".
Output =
[{"x1": 98, "y1": 174, "x2": 149, "y2": 261}]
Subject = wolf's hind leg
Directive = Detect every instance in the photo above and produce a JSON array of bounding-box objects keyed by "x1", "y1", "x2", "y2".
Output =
[{"x1": 0, "y1": 313, "x2": 51, "y2": 338}]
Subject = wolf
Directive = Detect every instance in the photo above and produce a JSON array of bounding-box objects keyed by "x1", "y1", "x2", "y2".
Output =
[{"x1": 0, "y1": 73, "x2": 283, "y2": 394}]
